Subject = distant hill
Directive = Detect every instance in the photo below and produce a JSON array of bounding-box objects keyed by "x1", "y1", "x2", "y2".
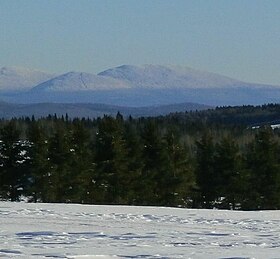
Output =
[{"x1": 0, "y1": 101, "x2": 211, "y2": 119}]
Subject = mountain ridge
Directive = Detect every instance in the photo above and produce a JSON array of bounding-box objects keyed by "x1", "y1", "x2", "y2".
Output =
[
  {"x1": 1, "y1": 64, "x2": 280, "y2": 107},
  {"x1": 98, "y1": 64, "x2": 246, "y2": 89},
  {"x1": 1, "y1": 64, "x2": 280, "y2": 93}
]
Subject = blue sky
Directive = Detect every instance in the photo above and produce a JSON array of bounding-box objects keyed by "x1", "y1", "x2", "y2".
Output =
[{"x1": 1, "y1": 0, "x2": 280, "y2": 85}]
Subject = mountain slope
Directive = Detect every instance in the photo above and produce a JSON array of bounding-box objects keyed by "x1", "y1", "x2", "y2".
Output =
[
  {"x1": 31, "y1": 72, "x2": 130, "y2": 92},
  {"x1": 1, "y1": 64, "x2": 280, "y2": 107},
  {"x1": 0, "y1": 66, "x2": 54, "y2": 92},
  {"x1": 98, "y1": 64, "x2": 247, "y2": 89}
]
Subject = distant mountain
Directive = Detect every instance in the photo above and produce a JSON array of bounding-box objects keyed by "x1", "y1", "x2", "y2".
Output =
[
  {"x1": 0, "y1": 66, "x2": 54, "y2": 92},
  {"x1": 31, "y1": 71, "x2": 130, "y2": 92},
  {"x1": 98, "y1": 64, "x2": 247, "y2": 89},
  {"x1": 30, "y1": 64, "x2": 273, "y2": 93},
  {"x1": 1, "y1": 64, "x2": 280, "y2": 107},
  {"x1": 0, "y1": 101, "x2": 211, "y2": 119}
]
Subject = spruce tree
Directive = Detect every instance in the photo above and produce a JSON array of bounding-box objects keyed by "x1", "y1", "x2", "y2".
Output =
[
  {"x1": 244, "y1": 127, "x2": 280, "y2": 209},
  {"x1": 140, "y1": 120, "x2": 169, "y2": 205},
  {"x1": 214, "y1": 136, "x2": 242, "y2": 209},
  {"x1": 195, "y1": 132, "x2": 217, "y2": 208},
  {"x1": 47, "y1": 122, "x2": 72, "y2": 202},
  {"x1": 26, "y1": 121, "x2": 50, "y2": 202},
  {"x1": 123, "y1": 122, "x2": 144, "y2": 204},
  {"x1": 0, "y1": 121, "x2": 27, "y2": 201},
  {"x1": 163, "y1": 128, "x2": 195, "y2": 207},
  {"x1": 94, "y1": 116, "x2": 129, "y2": 204},
  {"x1": 69, "y1": 120, "x2": 94, "y2": 203}
]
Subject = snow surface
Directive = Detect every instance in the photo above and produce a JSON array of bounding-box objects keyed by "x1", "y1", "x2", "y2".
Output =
[
  {"x1": 98, "y1": 65, "x2": 245, "y2": 89},
  {"x1": 31, "y1": 72, "x2": 131, "y2": 92},
  {"x1": 0, "y1": 67, "x2": 54, "y2": 91},
  {"x1": 1, "y1": 202, "x2": 280, "y2": 259}
]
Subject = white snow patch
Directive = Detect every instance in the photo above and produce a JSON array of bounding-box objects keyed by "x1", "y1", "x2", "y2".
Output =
[
  {"x1": 0, "y1": 201, "x2": 280, "y2": 258},
  {"x1": 31, "y1": 72, "x2": 131, "y2": 92}
]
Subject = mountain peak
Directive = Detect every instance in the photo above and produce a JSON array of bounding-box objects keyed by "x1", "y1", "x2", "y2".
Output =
[{"x1": 98, "y1": 64, "x2": 242, "y2": 89}]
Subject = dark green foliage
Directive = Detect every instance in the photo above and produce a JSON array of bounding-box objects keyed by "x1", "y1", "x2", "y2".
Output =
[
  {"x1": 195, "y1": 133, "x2": 217, "y2": 208},
  {"x1": 163, "y1": 128, "x2": 195, "y2": 206},
  {"x1": 0, "y1": 104, "x2": 280, "y2": 210},
  {"x1": 26, "y1": 121, "x2": 49, "y2": 202},
  {"x1": 0, "y1": 121, "x2": 27, "y2": 201},
  {"x1": 243, "y1": 127, "x2": 280, "y2": 209},
  {"x1": 213, "y1": 136, "x2": 242, "y2": 209},
  {"x1": 94, "y1": 116, "x2": 129, "y2": 204},
  {"x1": 68, "y1": 120, "x2": 94, "y2": 204},
  {"x1": 47, "y1": 124, "x2": 71, "y2": 202}
]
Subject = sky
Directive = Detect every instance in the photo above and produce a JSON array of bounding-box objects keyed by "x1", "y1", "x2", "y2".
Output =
[{"x1": 1, "y1": 0, "x2": 280, "y2": 85}]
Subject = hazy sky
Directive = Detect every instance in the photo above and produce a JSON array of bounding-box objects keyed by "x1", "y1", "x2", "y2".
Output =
[{"x1": 1, "y1": 0, "x2": 280, "y2": 85}]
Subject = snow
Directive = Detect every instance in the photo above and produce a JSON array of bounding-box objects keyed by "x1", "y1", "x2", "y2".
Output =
[
  {"x1": 252, "y1": 124, "x2": 280, "y2": 130},
  {"x1": 2, "y1": 64, "x2": 280, "y2": 94},
  {"x1": 271, "y1": 124, "x2": 280, "y2": 129},
  {"x1": 31, "y1": 72, "x2": 131, "y2": 92},
  {"x1": 98, "y1": 64, "x2": 245, "y2": 89},
  {"x1": 2, "y1": 64, "x2": 280, "y2": 106},
  {"x1": 0, "y1": 66, "x2": 54, "y2": 92},
  {"x1": 1, "y1": 202, "x2": 280, "y2": 258}
]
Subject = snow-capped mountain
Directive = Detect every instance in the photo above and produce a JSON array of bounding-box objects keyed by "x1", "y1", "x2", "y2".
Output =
[
  {"x1": 31, "y1": 71, "x2": 130, "y2": 92},
  {"x1": 0, "y1": 66, "x2": 54, "y2": 92},
  {"x1": 98, "y1": 64, "x2": 245, "y2": 89},
  {"x1": 1, "y1": 64, "x2": 280, "y2": 107},
  {"x1": 31, "y1": 64, "x2": 257, "y2": 93}
]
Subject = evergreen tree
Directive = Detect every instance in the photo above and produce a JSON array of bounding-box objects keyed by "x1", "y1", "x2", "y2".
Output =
[
  {"x1": 26, "y1": 121, "x2": 50, "y2": 202},
  {"x1": 123, "y1": 122, "x2": 144, "y2": 204},
  {"x1": 0, "y1": 104, "x2": 279, "y2": 209},
  {"x1": 69, "y1": 120, "x2": 94, "y2": 203},
  {"x1": 244, "y1": 127, "x2": 280, "y2": 209},
  {"x1": 0, "y1": 121, "x2": 27, "y2": 201},
  {"x1": 195, "y1": 132, "x2": 217, "y2": 208},
  {"x1": 47, "y1": 123, "x2": 72, "y2": 202},
  {"x1": 94, "y1": 116, "x2": 129, "y2": 204},
  {"x1": 163, "y1": 128, "x2": 195, "y2": 206},
  {"x1": 214, "y1": 136, "x2": 242, "y2": 209},
  {"x1": 140, "y1": 120, "x2": 169, "y2": 205}
]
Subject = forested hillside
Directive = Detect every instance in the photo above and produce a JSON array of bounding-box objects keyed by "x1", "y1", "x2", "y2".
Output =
[{"x1": 0, "y1": 104, "x2": 280, "y2": 210}]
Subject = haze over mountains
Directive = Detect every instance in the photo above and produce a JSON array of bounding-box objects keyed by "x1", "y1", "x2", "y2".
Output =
[
  {"x1": 0, "y1": 66, "x2": 55, "y2": 92},
  {"x1": 0, "y1": 64, "x2": 280, "y2": 117}
]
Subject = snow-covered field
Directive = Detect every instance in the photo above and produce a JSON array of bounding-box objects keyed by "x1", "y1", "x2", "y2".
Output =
[{"x1": 1, "y1": 202, "x2": 280, "y2": 259}]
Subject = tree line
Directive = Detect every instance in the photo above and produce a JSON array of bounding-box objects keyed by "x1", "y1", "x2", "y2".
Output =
[{"x1": 0, "y1": 104, "x2": 280, "y2": 210}]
